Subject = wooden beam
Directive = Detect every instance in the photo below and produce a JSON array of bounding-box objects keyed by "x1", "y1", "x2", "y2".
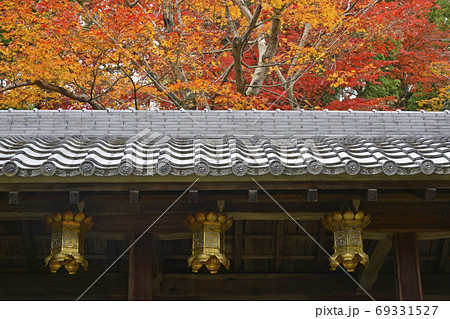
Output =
[
  {"x1": 87, "y1": 209, "x2": 450, "y2": 235},
  {"x1": 69, "y1": 191, "x2": 79, "y2": 205},
  {"x1": 438, "y1": 238, "x2": 449, "y2": 273},
  {"x1": 248, "y1": 189, "x2": 258, "y2": 202},
  {"x1": 128, "y1": 233, "x2": 153, "y2": 300},
  {"x1": 154, "y1": 273, "x2": 450, "y2": 301},
  {"x1": 189, "y1": 190, "x2": 198, "y2": 203},
  {"x1": 5, "y1": 196, "x2": 449, "y2": 219},
  {"x1": 2, "y1": 178, "x2": 450, "y2": 192},
  {"x1": 0, "y1": 272, "x2": 447, "y2": 301},
  {"x1": 0, "y1": 273, "x2": 127, "y2": 300},
  {"x1": 129, "y1": 190, "x2": 141, "y2": 203},
  {"x1": 394, "y1": 233, "x2": 423, "y2": 301},
  {"x1": 357, "y1": 236, "x2": 392, "y2": 293},
  {"x1": 8, "y1": 191, "x2": 19, "y2": 204},
  {"x1": 302, "y1": 189, "x2": 318, "y2": 202},
  {"x1": 274, "y1": 221, "x2": 284, "y2": 272},
  {"x1": 234, "y1": 220, "x2": 243, "y2": 272}
]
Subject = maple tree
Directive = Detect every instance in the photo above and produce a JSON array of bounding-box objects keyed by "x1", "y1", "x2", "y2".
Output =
[{"x1": 0, "y1": 0, "x2": 448, "y2": 111}]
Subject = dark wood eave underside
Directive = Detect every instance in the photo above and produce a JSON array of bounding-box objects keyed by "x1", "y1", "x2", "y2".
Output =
[{"x1": 2, "y1": 174, "x2": 450, "y2": 191}]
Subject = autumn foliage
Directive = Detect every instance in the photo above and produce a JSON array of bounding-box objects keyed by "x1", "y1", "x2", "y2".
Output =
[{"x1": 0, "y1": 0, "x2": 448, "y2": 110}]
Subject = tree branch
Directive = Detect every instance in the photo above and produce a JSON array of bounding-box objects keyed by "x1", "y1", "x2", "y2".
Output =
[
  {"x1": 231, "y1": 4, "x2": 262, "y2": 93},
  {"x1": 125, "y1": 0, "x2": 140, "y2": 8},
  {"x1": 0, "y1": 80, "x2": 105, "y2": 109},
  {"x1": 245, "y1": 10, "x2": 282, "y2": 96}
]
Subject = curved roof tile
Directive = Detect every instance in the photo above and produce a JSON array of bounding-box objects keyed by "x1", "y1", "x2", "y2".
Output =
[{"x1": 0, "y1": 110, "x2": 449, "y2": 177}]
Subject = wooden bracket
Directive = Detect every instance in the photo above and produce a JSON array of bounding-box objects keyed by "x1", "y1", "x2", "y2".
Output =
[
  {"x1": 248, "y1": 189, "x2": 258, "y2": 202},
  {"x1": 69, "y1": 191, "x2": 79, "y2": 205},
  {"x1": 302, "y1": 189, "x2": 318, "y2": 202},
  {"x1": 409, "y1": 188, "x2": 436, "y2": 201},
  {"x1": 189, "y1": 190, "x2": 198, "y2": 203},
  {"x1": 8, "y1": 191, "x2": 19, "y2": 204},
  {"x1": 130, "y1": 190, "x2": 141, "y2": 204},
  {"x1": 366, "y1": 189, "x2": 378, "y2": 201}
]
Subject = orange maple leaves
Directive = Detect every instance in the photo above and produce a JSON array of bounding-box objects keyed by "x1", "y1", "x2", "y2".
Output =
[{"x1": 0, "y1": 0, "x2": 448, "y2": 111}]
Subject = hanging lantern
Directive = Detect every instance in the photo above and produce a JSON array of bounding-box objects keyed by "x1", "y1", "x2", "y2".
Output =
[
  {"x1": 184, "y1": 210, "x2": 233, "y2": 274},
  {"x1": 44, "y1": 210, "x2": 94, "y2": 274},
  {"x1": 321, "y1": 206, "x2": 371, "y2": 272}
]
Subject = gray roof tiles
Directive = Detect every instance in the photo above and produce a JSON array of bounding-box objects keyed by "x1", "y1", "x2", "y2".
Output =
[
  {"x1": 0, "y1": 109, "x2": 449, "y2": 177},
  {"x1": 0, "y1": 109, "x2": 449, "y2": 138}
]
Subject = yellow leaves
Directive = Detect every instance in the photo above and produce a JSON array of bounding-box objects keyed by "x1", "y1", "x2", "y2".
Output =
[
  {"x1": 417, "y1": 86, "x2": 450, "y2": 111},
  {"x1": 269, "y1": 0, "x2": 285, "y2": 10}
]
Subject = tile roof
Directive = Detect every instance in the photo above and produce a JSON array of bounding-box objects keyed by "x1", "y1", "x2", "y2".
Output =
[{"x1": 0, "y1": 109, "x2": 449, "y2": 177}]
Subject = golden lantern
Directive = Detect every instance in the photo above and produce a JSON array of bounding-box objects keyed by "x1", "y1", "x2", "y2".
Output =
[
  {"x1": 44, "y1": 210, "x2": 94, "y2": 274},
  {"x1": 321, "y1": 205, "x2": 371, "y2": 272},
  {"x1": 184, "y1": 210, "x2": 233, "y2": 274}
]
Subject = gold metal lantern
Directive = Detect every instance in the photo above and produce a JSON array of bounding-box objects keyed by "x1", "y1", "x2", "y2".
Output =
[
  {"x1": 321, "y1": 204, "x2": 371, "y2": 272},
  {"x1": 44, "y1": 210, "x2": 94, "y2": 274},
  {"x1": 184, "y1": 211, "x2": 233, "y2": 274}
]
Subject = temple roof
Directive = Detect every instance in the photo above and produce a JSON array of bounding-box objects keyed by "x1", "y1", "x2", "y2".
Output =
[{"x1": 0, "y1": 109, "x2": 449, "y2": 177}]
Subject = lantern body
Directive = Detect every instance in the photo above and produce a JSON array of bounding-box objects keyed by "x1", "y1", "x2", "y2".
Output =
[
  {"x1": 44, "y1": 212, "x2": 93, "y2": 274},
  {"x1": 322, "y1": 211, "x2": 371, "y2": 272},
  {"x1": 185, "y1": 212, "x2": 232, "y2": 274}
]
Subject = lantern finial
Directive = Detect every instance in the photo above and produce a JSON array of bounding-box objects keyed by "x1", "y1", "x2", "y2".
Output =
[{"x1": 322, "y1": 206, "x2": 371, "y2": 272}]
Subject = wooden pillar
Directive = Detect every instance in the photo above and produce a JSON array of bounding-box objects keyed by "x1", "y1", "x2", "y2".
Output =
[
  {"x1": 128, "y1": 233, "x2": 153, "y2": 300},
  {"x1": 394, "y1": 233, "x2": 423, "y2": 301}
]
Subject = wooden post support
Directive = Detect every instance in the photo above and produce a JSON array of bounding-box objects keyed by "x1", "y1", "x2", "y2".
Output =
[
  {"x1": 394, "y1": 233, "x2": 423, "y2": 301},
  {"x1": 189, "y1": 190, "x2": 198, "y2": 203},
  {"x1": 8, "y1": 191, "x2": 19, "y2": 204},
  {"x1": 69, "y1": 191, "x2": 79, "y2": 205},
  {"x1": 248, "y1": 190, "x2": 258, "y2": 203},
  {"x1": 128, "y1": 233, "x2": 153, "y2": 300}
]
